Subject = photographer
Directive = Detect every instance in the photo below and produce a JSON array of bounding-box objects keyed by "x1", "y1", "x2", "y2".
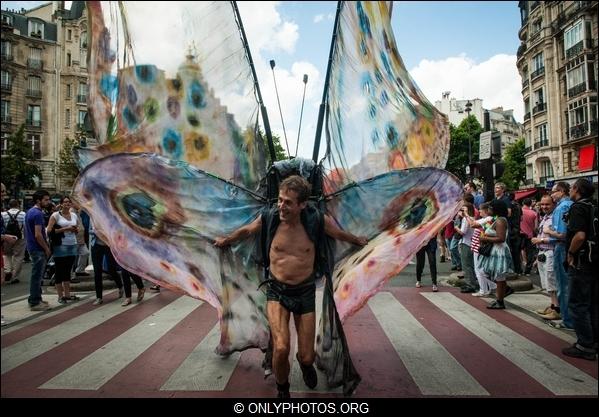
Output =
[
  {"x1": 531, "y1": 195, "x2": 559, "y2": 320},
  {"x1": 562, "y1": 179, "x2": 597, "y2": 361}
]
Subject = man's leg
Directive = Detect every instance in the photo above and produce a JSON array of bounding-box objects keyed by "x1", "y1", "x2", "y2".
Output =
[
  {"x1": 415, "y1": 246, "x2": 425, "y2": 284},
  {"x1": 553, "y1": 244, "x2": 573, "y2": 328},
  {"x1": 426, "y1": 245, "x2": 437, "y2": 285},
  {"x1": 28, "y1": 251, "x2": 47, "y2": 306},
  {"x1": 11, "y1": 239, "x2": 26, "y2": 281},
  {"x1": 294, "y1": 311, "x2": 317, "y2": 389},
  {"x1": 267, "y1": 301, "x2": 291, "y2": 396}
]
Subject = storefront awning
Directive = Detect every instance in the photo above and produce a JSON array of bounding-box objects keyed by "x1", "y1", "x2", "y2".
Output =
[
  {"x1": 578, "y1": 144, "x2": 596, "y2": 172},
  {"x1": 514, "y1": 188, "x2": 537, "y2": 201}
]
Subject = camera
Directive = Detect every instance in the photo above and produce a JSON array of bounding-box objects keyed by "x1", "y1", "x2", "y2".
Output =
[{"x1": 537, "y1": 253, "x2": 546, "y2": 263}]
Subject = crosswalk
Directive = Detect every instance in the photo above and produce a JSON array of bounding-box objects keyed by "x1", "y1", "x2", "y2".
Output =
[{"x1": 1, "y1": 287, "x2": 596, "y2": 398}]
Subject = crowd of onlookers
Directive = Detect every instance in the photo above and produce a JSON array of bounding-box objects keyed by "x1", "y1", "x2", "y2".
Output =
[
  {"x1": 416, "y1": 179, "x2": 598, "y2": 361},
  {"x1": 2, "y1": 178, "x2": 597, "y2": 361}
]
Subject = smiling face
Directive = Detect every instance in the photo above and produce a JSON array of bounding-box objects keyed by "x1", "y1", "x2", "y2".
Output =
[{"x1": 277, "y1": 188, "x2": 306, "y2": 223}]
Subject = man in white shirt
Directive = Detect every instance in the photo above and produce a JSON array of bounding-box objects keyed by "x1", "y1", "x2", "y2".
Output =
[{"x1": 2, "y1": 199, "x2": 27, "y2": 284}]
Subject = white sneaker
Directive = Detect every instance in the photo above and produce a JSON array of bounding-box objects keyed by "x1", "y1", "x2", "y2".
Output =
[
  {"x1": 92, "y1": 298, "x2": 103, "y2": 306},
  {"x1": 472, "y1": 291, "x2": 489, "y2": 297},
  {"x1": 432, "y1": 285, "x2": 438, "y2": 292},
  {"x1": 415, "y1": 281, "x2": 421, "y2": 288}
]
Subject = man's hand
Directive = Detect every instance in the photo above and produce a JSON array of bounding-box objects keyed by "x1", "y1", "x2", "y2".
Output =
[
  {"x1": 543, "y1": 225, "x2": 553, "y2": 235},
  {"x1": 531, "y1": 237, "x2": 541, "y2": 245},
  {"x1": 214, "y1": 237, "x2": 229, "y2": 248},
  {"x1": 567, "y1": 252, "x2": 575, "y2": 267},
  {"x1": 2, "y1": 234, "x2": 17, "y2": 244},
  {"x1": 44, "y1": 247, "x2": 51, "y2": 258},
  {"x1": 355, "y1": 236, "x2": 368, "y2": 246}
]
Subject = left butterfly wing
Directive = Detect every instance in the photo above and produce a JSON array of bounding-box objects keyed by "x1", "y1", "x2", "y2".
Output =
[
  {"x1": 73, "y1": 152, "x2": 269, "y2": 354},
  {"x1": 325, "y1": 167, "x2": 462, "y2": 321},
  {"x1": 322, "y1": 1, "x2": 449, "y2": 194}
]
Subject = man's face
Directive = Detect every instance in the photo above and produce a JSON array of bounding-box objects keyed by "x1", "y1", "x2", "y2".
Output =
[
  {"x1": 494, "y1": 185, "x2": 504, "y2": 198},
  {"x1": 569, "y1": 185, "x2": 578, "y2": 201},
  {"x1": 464, "y1": 184, "x2": 473, "y2": 194},
  {"x1": 277, "y1": 188, "x2": 306, "y2": 223},
  {"x1": 40, "y1": 195, "x2": 50, "y2": 208},
  {"x1": 540, "y1": 197, "x2": 554, "y2": 214},
  {"x1": 550, "y1": 187, "x2": 563, "y2": 203},
  {"x1": 1, "y1": 183, "x2": 6, "y2": 199}
]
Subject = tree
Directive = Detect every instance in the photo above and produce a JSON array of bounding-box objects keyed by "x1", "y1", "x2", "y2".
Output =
[
  {"x1": 57, "y1": 134, "x2": 81, "y2": 186},
  {"x1": 445, "y1": 115, "x2": 483, "y2": 184},
  {"x1": 259, "y1": 129, "x2": 287, "y2": 162},
  {"x1": 499, "y1": 137, "x2": 526, "y2": 191},
  {"x1": 0, "y1": 125, "x2": 42, "y2": 198}
]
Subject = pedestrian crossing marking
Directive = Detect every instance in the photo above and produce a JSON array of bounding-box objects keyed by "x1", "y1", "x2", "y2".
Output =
[
  {"x1": 39, "y1": 296, "x2": 200, "y2": 390},
  {"x1": 369, "y1": 292, "x2": 489, "y2": 396},
  {"x1": 423, "y1": 292, "x2": 598, "y2": 396}
]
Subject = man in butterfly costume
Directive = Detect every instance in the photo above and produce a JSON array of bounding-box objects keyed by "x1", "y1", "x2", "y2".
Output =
[{"x1": 74, "y1": 1, "x2": 463, "y2": 397}]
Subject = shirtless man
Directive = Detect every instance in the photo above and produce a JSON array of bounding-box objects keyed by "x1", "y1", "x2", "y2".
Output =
[{"x1": 215, "y1": 175, "x2": 367, "y2": 398}]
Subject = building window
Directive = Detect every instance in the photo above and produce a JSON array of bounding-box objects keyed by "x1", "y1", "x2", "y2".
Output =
[
  {"x1": 1, "y1": 40, "x2": 12, "y2": 60},
  {"x1": 67, "y1": 29, "x2": 72, "y2": 41},
  {"x1": 567, "y1": 65, "x2": 587, "y2": 96},
  {"x1": 77, "y1": 83, "x2": 88, "y2": 103},
  {"x1": 1, "y1": 131, "x2": 9, "y2": 156},
  {"x1": 28, "y1": 47, "x2": 42, "y2": 69},
  {"x1": 1, "y1": 100, "x2": 10, "y2": 123},
  {"x1": 531, "y1": 18, "x2": 542, "y2": 34},
  {"x1": 1, "y1": 13, "x2": 13, "y2": 26},
  {"x1": 27, "y1": 105, "x2": 41, "y2": 127},
  {"x1": 65, "y1": 108, "x2": 71, "y2": 128},
  {"x1": 80, "y1": 31, "x2": 87, "y2": 49},
  {"x1": 28, "y1": 20, "x2": 44, "y2": 39},
  {"x1": 535, "y1": 123, "x2": 548, "y2": 148},
  {"x1": 66, "y1": 84, "x2": 72, "y2": 98},
  {"x1": 540, "y1": 160, "x2": 553, "y2": 178},
  {"x1": 533, "y1": 87, "x2": 545, "y2": 113},
  {"x1": 531, "y1": 52, "x2": 544, "y2": 75},
  {"x1": 27, "y1": 76, "x2": 42, "y2": 97},
  {"x1": 567, "y1": 152, "x2": 572, "y2": 172},
  {"x1": 564, "y1": 20, "x2": 583, "y2": 51},
  {"x1": 27, "y1": 134, "x2": 41, "y2": 159},
  {"x1": 1, "y1": 70, "x2": 11, "y2": 90},
  {"x1": 67, "y1": 52, "x2": 71, "y2": 67},
  {"x1": 77, "y1": 110, "x2": 87, "y2": 129}
]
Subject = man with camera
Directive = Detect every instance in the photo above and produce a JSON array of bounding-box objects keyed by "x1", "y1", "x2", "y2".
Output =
[{"x1": 531, "y1": 195, "x2": 559, "y2": 320}]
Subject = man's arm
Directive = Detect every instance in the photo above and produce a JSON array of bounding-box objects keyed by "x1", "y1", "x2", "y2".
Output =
[
  {"x1": 35, "y1": 224, "x2": 51, "y2": 257},
  {"x1": 324, "y1": 214, "x2": 368, "y2": 246},
  {"x1": 214, "y1": 215, "x2": 262, "y2": 247}
]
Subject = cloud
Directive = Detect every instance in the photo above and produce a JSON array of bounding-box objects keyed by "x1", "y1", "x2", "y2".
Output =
[
  {"x1": 314, "y1": 14, "x2": 324, "y2": 23},
  {"x1": 237, "y1": 2, "x2": 298, "y2": 54},
  {"x1": 409, "y1": 54, "x2": 524, "y2": 122}
]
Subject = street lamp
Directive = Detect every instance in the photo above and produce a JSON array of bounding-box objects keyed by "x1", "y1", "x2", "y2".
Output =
[{"x1": 465, "y1": 100, "x2": 473, "y2": 165}]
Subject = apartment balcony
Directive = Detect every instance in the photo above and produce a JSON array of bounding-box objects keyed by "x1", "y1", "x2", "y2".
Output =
[
  {"x1": 27, "y1": 59, "x2": 43, "y2": 70},
  {"x1": 26, "y1": 89, "x2": 42, "y2": 98},
  {"x1": 524, "y1": 146, "x2": 532, "y2": 153},
  {"x1": 524, "y1": 112, "x2": 531, "y2": 121},
  {"x1": 522, "y1": 79, "x2": 529, "y2": 89},
  {"x1": 517, "y1": 43, "x2": 527, "y2": 58},
  {"x1": 1, "y1": 81, "x2": 12, "y2": 92},
  {"x1": 1, "y1": 115, "x2": 11, "y2": 123},
  {"x1": 524, "y1": 178, "x2": 534, "y2": 186},
  {"x1": 534, "y1": 139, "x2": 549, "y2": 149},
  {"x1": 532, "y1": 102, "x2": 546, "y2": 114},
  {"x1": 530, "y1": 66, "x2": 545, "y2": 80},
  {"x1": 26, "y1": 118, "x2": 42, "y2": 128},
  {"x1": 76, "y1": 94, "x2": 87, "y2": 104},
  {"x1": 1, "y1": 53, "x2": 13, "y2": 61},
  {"x1": 569, "y1": 121, "x2": 598, "y2": 140},
  {"x1": 530, "y1": 1, "x2": 540, "y2": 12}
]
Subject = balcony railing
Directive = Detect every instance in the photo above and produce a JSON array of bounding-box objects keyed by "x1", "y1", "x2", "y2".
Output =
[
  {"x1": 522, "y1": 79, "x2": 529, "y2": 88},
  {"x1": 568, "y1": 82, "x2": 586, "y2": 98},
  {"x1": 27, "y1": 59, "x2": 43, "y2": 70},
  {"x1": 76, "y1": 94, "x2": 87, "y2": 103},
  {"x1": 530, "y1": 1, "x2": 540, "y2": 11},
  {"x1": 566, "y1": 39, "x2": 594, "y2": 60},
  {"x1": 524, "y1": 178, "x2": 534, "y2": 185},
  {"x1": 1, "y1": 81, "x2": 12, "y2": 91},
  {"x1": 538, "y1": 176, "x2": 550, "y2": 185},
  {"x1": 517, "y1": 43, "x2": 527, "y2": 58},
  {"x1": 531, "y1": 66, "x2": 545, "y2": 79},
  {"x1": 26, "y1": 89, "x2": 42, "y2": 98},
  {"x1": 524, "y1": 146, "x2": 532, "y2": 153},
  {"x1": 524, "y1": 112, "x2": 531, "y2": 121},
  {"x1": 1, "y1": 53, "x2": 13, "y2": 61},
  {"x1": 534, "y1": 139, "x2": 549, "y2": 149},
  {"x1": 569, "y1": 123, "x2": 589, "y2": 139},
  {"x1": 532, "y1": 102, "x2": 546, "y2": 114},
  {"x1": 26, "y1": 119, "x2": 42, "y2": 127},
  {"x1": 1, "y1": 115, "x2": 11, "y2": 123}
]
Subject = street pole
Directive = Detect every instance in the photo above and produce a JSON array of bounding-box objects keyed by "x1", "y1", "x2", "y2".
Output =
[{"x1": 465, "y1": 100, "x2": 472, "y2": 178}]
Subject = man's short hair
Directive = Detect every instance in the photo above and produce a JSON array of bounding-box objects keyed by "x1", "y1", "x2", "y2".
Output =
[
  {"x1": 522, "y1": 198, "x2": 532, "y2": 207},
  {"x1": 495, "y1": 182, "x2": 506, "y2": 191},
  {"x1": 554, "y1": 181, "x2": 570, "y2": 194},
  {"x1": 32, "y1": 189, "x2": 50, "y2": 205},
  {"x1": 463, "y1": 193, "x2": 474, "y2": 204},
  {"x1": 467, "y1": 181, "x2": 477, "y2": 191},
  {"x1": 280, "y1": 175, "x2": 311, "y2": 203},
  {"x1": 573, "y1": 178, "x2": 593, "y2": 199},
  {"x1": 8, "y1": 199, "x2": 19, "y2": 208}
]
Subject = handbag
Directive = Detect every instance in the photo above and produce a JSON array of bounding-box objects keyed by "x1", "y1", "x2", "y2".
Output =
[
  {"x1": 48, "y1": 223, "x2": 64, "y2": 248},
  {"x1": 478, "y1": 242, "x2": 493, "y2": 257}
]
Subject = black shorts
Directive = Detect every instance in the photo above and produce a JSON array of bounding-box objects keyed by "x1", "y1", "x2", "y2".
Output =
[{"x1": 265, "y1": 273, "x2": 316, "y2": 315}]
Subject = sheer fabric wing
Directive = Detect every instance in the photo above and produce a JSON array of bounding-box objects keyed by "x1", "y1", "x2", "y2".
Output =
[
  {"x1": 83, "y1": 1, "x2": 266, "y2": 191},
  {"x1": 323, "y1": 2, "x2": 449, "y2": 194},
  {"x1": 73, "y1": 153, "x2": 269, "y2": 354},
  {"x1": 324, "y1": 168, "x2": 462, "y2": 321}
]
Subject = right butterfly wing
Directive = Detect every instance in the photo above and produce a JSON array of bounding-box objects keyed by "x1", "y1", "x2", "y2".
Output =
[
  {"x1": 74, "y1": 152, "x2": 269, "y2": 354},
  {"x1": 83, "y1": 1, "x2": 267, "y2": 190}
]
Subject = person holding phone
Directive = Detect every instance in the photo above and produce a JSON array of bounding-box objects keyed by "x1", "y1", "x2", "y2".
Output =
[{"x1": 46, "y1": 196, "x2": 80, "y2": 304}]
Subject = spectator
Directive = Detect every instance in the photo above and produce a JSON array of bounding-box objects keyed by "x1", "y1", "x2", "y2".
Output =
[
  {"x1": 90, "y1": 220, "x2": 123, "y2": 305},
  {"x1": 458, "y1": 203, "x2": 479, "y2": 293},
  {"x1": 465, "y1": 181, "x2": 484, "y2": 210},
  {"x1": 415, "y1": 237, "x2": 438, "y2": 292},
  {"x1": 2, "y1": 199, "x2": 26, "y2": 284},
  {"x1": 520, "y1": 198, "x2": 539, "y2": 275},
  {"x1": 468, "y1": 202, "x2": 496, "y2": 297}
]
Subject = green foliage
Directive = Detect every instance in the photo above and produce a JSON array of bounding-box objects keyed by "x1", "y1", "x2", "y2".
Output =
[
  {"x1": 57, "y1": 134, "x2": 80, "y2": 183},
  {"x1": 499, "y1": 137, "x2": 526, "y2": 191},
  {"x1": 0, "y1": 125, "x2": 42, "y2": 197},
  {"x1": 259, "y1": 129, "x2": 287, "y2": 162},
  {"x1": 445, "y1": 115, "x2": 483, "y2": 183}
]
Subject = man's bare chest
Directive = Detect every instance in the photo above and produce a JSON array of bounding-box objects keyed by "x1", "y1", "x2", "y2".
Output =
[{"x1": 271, "y1": 224, "x2": 314, "y2": 256}]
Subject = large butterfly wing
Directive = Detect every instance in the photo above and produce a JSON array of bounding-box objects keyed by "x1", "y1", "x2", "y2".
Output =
[
  {"x1": 326, "y1": 168, "x2": 463, "y2": 321},
  {"x1": 83, "y1": 1, "x2": 267, "y2": 190},
  {"x1": 322, "y1": 1, "x2": 449, "y2": 194},
  {"x1": 73, "y1": 153, "x2": 269, "y2": 354}
]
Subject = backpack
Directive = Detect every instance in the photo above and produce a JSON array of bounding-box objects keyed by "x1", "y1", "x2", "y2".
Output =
[{"x1": 5, "y1": 211, "x2": 23, "y2": 239}]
